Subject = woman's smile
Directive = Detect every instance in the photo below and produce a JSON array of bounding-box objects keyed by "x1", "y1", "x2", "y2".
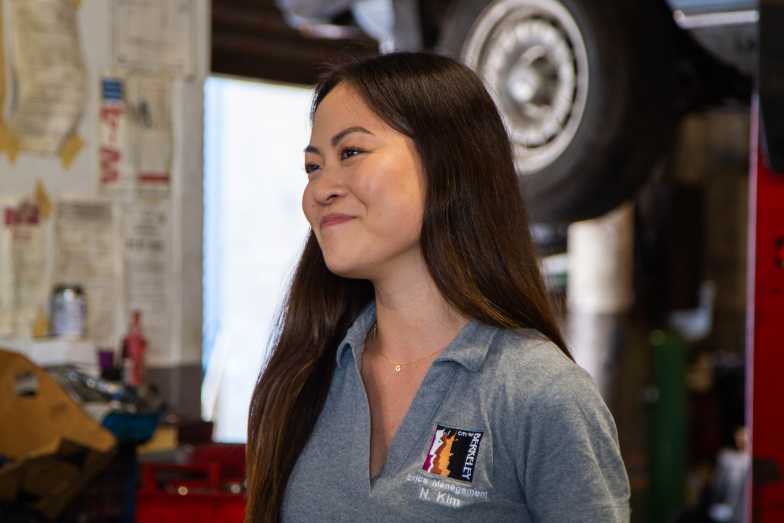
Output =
[{"x1": 320, "y1": 213, "x2": 355, "y2": 229}]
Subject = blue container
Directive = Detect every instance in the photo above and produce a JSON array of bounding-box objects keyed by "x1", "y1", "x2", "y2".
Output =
[{"x1": 102, "y1": 411, "x2": 162, "y2": 443}]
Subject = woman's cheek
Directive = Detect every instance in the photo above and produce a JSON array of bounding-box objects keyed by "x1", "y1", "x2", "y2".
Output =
[{"x1": 302, "y1": 187, "x2": 317, "y2": 228}]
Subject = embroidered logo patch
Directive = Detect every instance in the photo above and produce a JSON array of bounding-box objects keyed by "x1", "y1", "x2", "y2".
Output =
[{"x1": 422, "y1": 424, "x2": 484, "y2": 483}]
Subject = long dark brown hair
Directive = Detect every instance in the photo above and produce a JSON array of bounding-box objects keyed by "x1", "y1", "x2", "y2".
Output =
[{"x1": 245, "y1": 52, "x2": 570, "y2": 522}]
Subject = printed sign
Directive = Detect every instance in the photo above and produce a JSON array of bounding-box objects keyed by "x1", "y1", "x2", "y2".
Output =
[{"x1": 99, "y1": 76, "x2": 129, "y2": 187}]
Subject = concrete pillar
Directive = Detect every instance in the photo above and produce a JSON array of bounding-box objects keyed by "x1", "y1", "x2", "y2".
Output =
[{"x1": 567, "y1": 202, "x2": 635, "y2": 410}]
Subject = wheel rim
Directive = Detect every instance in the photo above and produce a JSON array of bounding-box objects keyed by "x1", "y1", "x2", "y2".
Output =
[{"x1": 462, "y1": 0, "x2": 589, "y2": 175}]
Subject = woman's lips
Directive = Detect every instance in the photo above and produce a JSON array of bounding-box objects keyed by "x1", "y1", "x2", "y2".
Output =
[{"x1": 320, "y1": 214, "x2": 355, "y2": 229}]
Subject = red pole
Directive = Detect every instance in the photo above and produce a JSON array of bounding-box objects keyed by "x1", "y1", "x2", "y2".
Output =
[{"x1": 746, "y1": 99, "x2": 784, "y2": 523}]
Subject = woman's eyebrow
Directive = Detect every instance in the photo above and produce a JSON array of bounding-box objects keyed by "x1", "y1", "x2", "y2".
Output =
[
  {"x1": 303, "y1": 126, "x2": 374, "y2": 155},
  {"x1": 331, "y1": 126, "x2": 374, "y2": 147}
]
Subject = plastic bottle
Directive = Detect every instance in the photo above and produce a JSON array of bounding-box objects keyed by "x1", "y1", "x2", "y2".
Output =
[{"x1": 121, "y1": 311, "x2": 147, "y2": 387}]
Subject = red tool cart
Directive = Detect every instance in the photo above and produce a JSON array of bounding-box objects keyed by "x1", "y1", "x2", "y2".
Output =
[{"x1": 135, "y1": 444, "x2": 247, "y2": 523}]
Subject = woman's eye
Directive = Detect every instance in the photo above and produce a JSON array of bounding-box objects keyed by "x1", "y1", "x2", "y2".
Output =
[
  {"x1": 340, "y1": 147, "x2": 364, "y2": 160},
  {"x1": 304, "y1": 163, "x2": 320, "y2": 174}
]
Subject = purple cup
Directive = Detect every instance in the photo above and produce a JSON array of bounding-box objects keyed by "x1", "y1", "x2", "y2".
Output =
[{"x1": 98, "y1": 349, "x2": 115, "y2": 369}]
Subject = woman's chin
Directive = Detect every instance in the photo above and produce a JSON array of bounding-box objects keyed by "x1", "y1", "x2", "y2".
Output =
[{"x1": 323, "y1": 258, "x2": 369, "y2": 280}]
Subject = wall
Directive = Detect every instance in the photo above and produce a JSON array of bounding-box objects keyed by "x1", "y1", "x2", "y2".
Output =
[{"x1": 0, "y1": 0, "x2": 210, "y2": 417}]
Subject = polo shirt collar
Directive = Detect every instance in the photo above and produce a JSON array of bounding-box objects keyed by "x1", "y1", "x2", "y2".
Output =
[
  {"x1": 335, "y1": 301, "x2": 499, "y2": 373},
  {"x1": 335, "y1": 301, "x2": 376, "y2": 369},
  {"x1": 436, "y1": 319, "x2": 499, "y2": 372}
]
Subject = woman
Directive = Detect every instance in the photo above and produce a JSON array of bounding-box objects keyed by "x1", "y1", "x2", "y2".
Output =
[{"x1": 246, "y1": 52, "x2": 630, "y2": 522}]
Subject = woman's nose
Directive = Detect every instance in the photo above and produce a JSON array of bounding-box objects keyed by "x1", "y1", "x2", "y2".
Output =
[{"x1": 313, "y1": 167, "x2": 348, "y2": 205}]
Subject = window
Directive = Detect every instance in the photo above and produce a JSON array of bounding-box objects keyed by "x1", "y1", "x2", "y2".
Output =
[{"x1": 203, "y1": 77, "x2": 312, "y2": 442}]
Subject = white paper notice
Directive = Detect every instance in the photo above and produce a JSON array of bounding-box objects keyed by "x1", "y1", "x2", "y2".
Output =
[
  {"x1": 99, "y1": 73, "x2": 173, "y2": 195},
  {"x1": 0, "y1": 201, "x2": 17, "y2": 338},
  {"x1": 121, "y1": 201, "x2": 172, "y2": 363},
  {"x1": 113, "y1": 0, "x2": 194, "y2": 75},
  {"x1": 53, "y1": 200, "x2": 120, "y2": 346},
  {"x1": 6, "y1": 0, "x2": 88, "y2": 153},
  {"x1": 12, "y1": 203, "x2": 47, "y2": 335},
  {"x1": 127, "y1": 75, "x2": 173, "y2": 189},
  {"x1": 0, "y1": 200, "x2": 47, "y2": 338}
]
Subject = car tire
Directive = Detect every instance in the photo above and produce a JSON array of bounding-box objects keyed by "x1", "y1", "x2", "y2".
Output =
[{"x1": 437, "y1": 0, "x2": 678, "y2": 223}]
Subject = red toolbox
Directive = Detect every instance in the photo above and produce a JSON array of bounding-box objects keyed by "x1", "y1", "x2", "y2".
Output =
[{"x1": 135, "y1": 444, "x2": 246, "y2": 523}]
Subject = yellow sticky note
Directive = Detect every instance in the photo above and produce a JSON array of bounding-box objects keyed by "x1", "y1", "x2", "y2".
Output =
[
  {"x1": 32, "y1": 309, "x2": 50, "y2": 338},
  {"x1": 59, "y1": 133, "x2": 84, "y2": 169},
  {"x1": 0, "y1": 123, "x2": 19, "y2": 164},
  {"x1": 34, "y1": 180, "x2": 53, "y2": 219}
]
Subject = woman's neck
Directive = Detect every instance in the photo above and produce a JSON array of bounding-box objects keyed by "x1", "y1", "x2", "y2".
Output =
[{"x1": 370, "y1": 261, "x2": 469, "y2": 363}]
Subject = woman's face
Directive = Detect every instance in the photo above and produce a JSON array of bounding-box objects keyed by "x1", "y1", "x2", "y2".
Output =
[{"x1": 303, "y1": 83, "x2": 425, "y2": 281}]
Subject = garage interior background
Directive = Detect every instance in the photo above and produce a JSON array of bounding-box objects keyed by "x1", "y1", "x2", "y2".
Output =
[
  {"x1": 0, "y1": 0, "x2": 209, "y2": 417},
  {"x1": 0, "y1": 0, "x2": 782, "y2": 522}
]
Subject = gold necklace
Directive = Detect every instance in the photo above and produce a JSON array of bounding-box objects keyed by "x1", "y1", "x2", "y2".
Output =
[{"x1": 372, "y1": 322, "x2": 444, "y2": 372}]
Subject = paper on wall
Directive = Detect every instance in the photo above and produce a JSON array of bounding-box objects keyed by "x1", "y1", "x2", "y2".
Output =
[
  {"x1": 121, "y1": 200, "x2": 173, "y2": 363},
  {"x1": 98, "y1": 75, "x2": 133, "y2": 190},
  {"x1": 5, "y1": 0, "x2": 87, "y2": 157},
  {"x1": 0, "y1": 199, "x2": 47, "y2": 339},
  {"x1": 99, "y1": 73, "x2": 173, "y2": 195},
  {"x1": 0, "y1": 200, "x2": 17, "y2": 338},
  {"x1": 128, "y1": 74, "x2": 173, "y2": 190},
  {"x1": 113, "y1": 0, "x2": 194, "y2": 76},
  {"x1": 53, "y1": 199, "x2": 120, "y2": 347},
  {"x1": 12, "y1": 202, "x2": 47, "y2": 337}
]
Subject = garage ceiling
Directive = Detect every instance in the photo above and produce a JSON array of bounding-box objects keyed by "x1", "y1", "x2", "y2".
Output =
[{"x1": 212, "y1": 0, "x2": 378, "y2": 85}]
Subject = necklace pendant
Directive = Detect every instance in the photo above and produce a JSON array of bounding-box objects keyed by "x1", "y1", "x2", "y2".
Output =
[{"x1": 395, "y1": 365, "x2": 401, "y2": 372}]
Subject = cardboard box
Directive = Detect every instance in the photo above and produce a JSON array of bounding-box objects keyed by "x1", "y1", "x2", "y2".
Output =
[{"x1": 0, "y1": 349, "x2": 117, "y2": 519}]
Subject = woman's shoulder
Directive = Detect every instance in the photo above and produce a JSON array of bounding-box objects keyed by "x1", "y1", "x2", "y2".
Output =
[
  {"x1": 490, "y1": 330, "x2": 629, "y2": 520},
  {"x1": 486, "y1": 327, "x2": 621, "y2": 461},
  {"x1": 483, "y1": 327, "x2": 603, "y2": 411},
  {"x1": 490, "y1": 327, "x2": 587, "y2": 379}
]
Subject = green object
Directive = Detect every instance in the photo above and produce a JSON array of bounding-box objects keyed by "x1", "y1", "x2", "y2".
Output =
[{"x1": 648, "y1": 329, "x2": 688, "y2": 523}]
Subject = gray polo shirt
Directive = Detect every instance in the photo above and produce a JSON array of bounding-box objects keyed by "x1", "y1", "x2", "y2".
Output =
[{"x1": 282, "y1": 303, "x2": 630, "y2": 522}]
